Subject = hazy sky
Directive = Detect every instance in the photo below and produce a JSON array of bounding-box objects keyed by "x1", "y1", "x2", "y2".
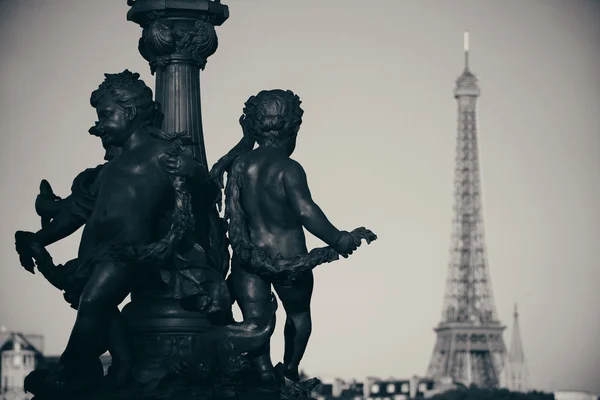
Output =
[{"x1": 0, "y1": 0, "x2": 599, "y2": 394}]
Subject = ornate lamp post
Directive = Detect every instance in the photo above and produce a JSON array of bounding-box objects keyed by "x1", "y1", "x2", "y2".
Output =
[
  {"x1": 120, "y1": 0, "x2": 230, "y2": 388},
  {"x1": 15, "y1": 2, "x2": 367, "y2": 399}
]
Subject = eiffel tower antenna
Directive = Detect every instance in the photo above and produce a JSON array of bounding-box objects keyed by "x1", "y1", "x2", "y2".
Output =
[{"x1": 464, "y1": 30, "x2": 470, "y2": 70}]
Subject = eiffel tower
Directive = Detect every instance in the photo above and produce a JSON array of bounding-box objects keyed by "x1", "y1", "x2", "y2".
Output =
[{"x1": 425, "y1": 32, "x2": 507, "y2": 388}]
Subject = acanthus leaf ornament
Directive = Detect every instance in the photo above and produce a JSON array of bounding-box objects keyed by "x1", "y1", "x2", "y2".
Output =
[{"x1": 137, "y1": 17, "x2": 219, "y2": 74}]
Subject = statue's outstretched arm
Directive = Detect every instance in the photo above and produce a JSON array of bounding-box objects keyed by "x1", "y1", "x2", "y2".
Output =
[
  {"x1": 15, "y1": 232, "x2": 84, "y2": 311},
  {"x1": 33, "y1": 167, "x2": 102, "y2": 245},
  {"x1": 282, "y1": 159, "x2": 342, "y2": 247},
  {"x1": 26, "y1": 239, "x2": 70, "y2": 292},
  {"x1": 34, "y1": 205, "x2": 86, "y2": 247},
  {"x1": 36, "y1": 196, "x2": 66, "y2": 221}
]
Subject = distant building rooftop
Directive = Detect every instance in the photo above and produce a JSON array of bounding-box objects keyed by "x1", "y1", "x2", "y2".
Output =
[{"x1": 554, "y1": 390, "x2": 598, "y2": 400}]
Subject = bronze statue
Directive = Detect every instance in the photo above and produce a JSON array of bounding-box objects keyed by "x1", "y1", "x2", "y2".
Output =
[
  {"x1": 210, "y1": 89, "x2": 377, "y2": 389},
  {"x1": 14, "y1": 70, "x2": 260, "y2": 399},
  {"x1": 15, "y1": 79, "x2": 376, "y2": 400},
  {"x1": 15, "y1": 138, "x2": 134, "y2": 389},
  {"x1": 16, "y1": 164, "x2": 136, "y2": 390},
  {"x1": 12, "y1": 2, "x2": 377, "y2": 399}
]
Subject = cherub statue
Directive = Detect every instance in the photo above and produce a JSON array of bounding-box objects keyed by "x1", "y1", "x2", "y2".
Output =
[
  {"x1": 15, "y1": 70, "x2": 233, "y2": 395},
  {"x1": 15, "y1": 137, "x2": 133, "y2": 391},
  {"x1": 16, "y1": 143, "x2": 134, "y2": 390},
  {"x1": 210, "y1": 89, "x2": 376, "y2": 390}
]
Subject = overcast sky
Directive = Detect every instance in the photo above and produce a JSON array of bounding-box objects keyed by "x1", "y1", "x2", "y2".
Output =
[{"x1": 0, "y1": 0, "x2": 599, "y2": 394}]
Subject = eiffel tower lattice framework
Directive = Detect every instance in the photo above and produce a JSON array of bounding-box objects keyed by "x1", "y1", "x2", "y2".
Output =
[{"x1": 425, "y1": 32, "x2": 507, "y2": 389}]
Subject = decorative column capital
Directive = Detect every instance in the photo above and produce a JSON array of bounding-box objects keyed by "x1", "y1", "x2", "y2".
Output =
[{"x1": 127, "y1": 0, "x2": 229, "y2": 73}]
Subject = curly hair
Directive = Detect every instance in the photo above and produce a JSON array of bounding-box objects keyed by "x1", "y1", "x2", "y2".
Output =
[
  {"x1": 240, "y1": 89, "x2": 304, "y2": 145},
  {"x1": 209, "y1": 90, "x2": 304, "y2": 174},
  {"x1": 90, "y1": 69, "x2": 163, "y2": 128}
]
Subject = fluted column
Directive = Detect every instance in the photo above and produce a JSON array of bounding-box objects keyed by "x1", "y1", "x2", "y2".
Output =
[
  {"x1": 156, "y1": 63, "x2": 206, "y2": 162},
  {"x1": 127, "y1": 0, "x2": 229, "y2": 165}
]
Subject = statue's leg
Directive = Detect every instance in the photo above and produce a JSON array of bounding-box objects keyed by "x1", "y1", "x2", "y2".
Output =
[
  {"x1": 105, "y1": 307, "x2": 134, "y2": 387},
  {"x1": 51, "y1": 259, "x2": 133, "y2": 387},
  {"x1": 229, "y1": 259, "x2": 277, "y2": 388},
  {"x1": 273, "y1": 271, "x2": 314, "y2": 382}
]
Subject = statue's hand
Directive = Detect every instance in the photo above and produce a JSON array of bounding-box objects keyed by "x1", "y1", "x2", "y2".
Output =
[
  {"x1": 208, "y1": 162, "x2": 226, "y2": 190},
  {"x1": 159, "y1": 153, "x2": 207, "y2": 181},
  {"x1": 332, "y1": 231, "x2": 361, "y2": 258},
  {"x1": 15, "y1": 231, "x2": 36, "y2": 273},
  {"x1": 15, "y1": 231, "x2": 52, "y2": 274}
]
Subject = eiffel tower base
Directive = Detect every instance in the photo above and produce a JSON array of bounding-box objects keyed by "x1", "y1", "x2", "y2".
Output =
[{"x1": 426, "y1": 323, "x2": 506, "y2": 388}]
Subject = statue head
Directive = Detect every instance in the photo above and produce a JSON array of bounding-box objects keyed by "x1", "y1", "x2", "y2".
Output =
[
  {"x1": 240, "y1": 89, "x2": 303, "y2": 156},
  {"x1": 89, "y1": 70, "x2": 163, "y2": 147}
]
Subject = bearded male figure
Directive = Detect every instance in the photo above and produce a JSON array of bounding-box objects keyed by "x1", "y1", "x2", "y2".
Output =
[
  {"x1": 212, "y1": 90, "x2": 375, "y2": 388},
  {"x1": 16, "y1": 70, "x2": 233, "y2": 392}
]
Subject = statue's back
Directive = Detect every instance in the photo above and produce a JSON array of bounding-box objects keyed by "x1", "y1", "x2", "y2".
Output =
[{"x1": 236, "y1": 148, "x2": 308, "y2": 257}]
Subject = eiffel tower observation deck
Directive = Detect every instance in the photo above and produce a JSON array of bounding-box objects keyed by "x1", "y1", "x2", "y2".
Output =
[{"x1": 425, "y1": 32, "x2": 508, "y2": 389}]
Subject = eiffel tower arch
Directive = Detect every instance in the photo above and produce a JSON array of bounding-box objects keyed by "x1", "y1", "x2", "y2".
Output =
[{"x1": 426, "y1": 32, "x2": 508, "y2": 389}]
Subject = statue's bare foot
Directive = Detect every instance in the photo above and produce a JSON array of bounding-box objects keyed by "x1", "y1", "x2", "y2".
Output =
[
  {"x1": 283, "y1": 365, "x2": 300, "y2": 383},
  {"x1": 280, "y1": 378, "x2": 321, "y2": 400},
  {"x1": 104, "y1": 359, "x2": 133, "y2": 389},
  {"x1": 44, "y1": 359, "x2": 69, "y2": 391},
  {"x1": 255, "y1": 370, "x2": 281, "y2": 393},
  {"x1": 24, "y1": 369, "x2": 52, "y2": 396},
  {"x1": 274, "y1": 362, "x2": 299, "y2": 385},
  {"x1": 41, "y1": 357, "x2": 103, "y2": 395}
]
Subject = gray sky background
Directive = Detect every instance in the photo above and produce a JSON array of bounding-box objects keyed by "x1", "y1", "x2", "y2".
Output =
[{"x1": 0, "y1": 0, "x2": 599, "y2": 393}]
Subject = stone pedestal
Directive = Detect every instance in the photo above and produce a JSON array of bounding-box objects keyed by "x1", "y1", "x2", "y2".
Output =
[{"x1": 120, "y1": 273, "x2": 217, "y2": 386}]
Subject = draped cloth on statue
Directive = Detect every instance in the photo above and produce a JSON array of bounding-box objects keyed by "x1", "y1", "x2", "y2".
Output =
[
  {"x1": 67, "y1": 164, "x2": 104, "y2": 220},
  {"x1": 160, "y1": 239, "x2": 228, "y2": 302}
]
